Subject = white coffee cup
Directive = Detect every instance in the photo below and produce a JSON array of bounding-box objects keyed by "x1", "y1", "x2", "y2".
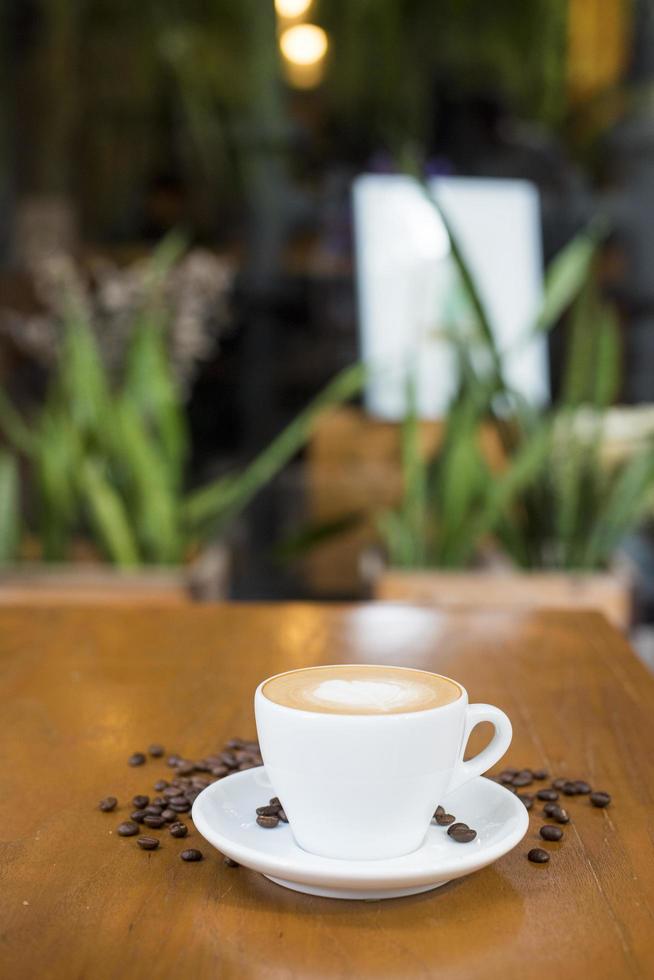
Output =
[{"x1": 254, "y1": 664, "x2": 512, "y2": 860}]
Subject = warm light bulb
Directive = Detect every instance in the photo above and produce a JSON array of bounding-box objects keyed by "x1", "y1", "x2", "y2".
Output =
[
  {"x1": 275, "y1": 0, "x2": 313, "y2": 18},
  {"x1": 279, "y1": 24, "x2": 328, "y2": 66}
]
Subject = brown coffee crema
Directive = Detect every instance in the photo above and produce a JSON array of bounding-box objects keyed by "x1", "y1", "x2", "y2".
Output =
[{"x1": 262, "y1": 664, "x2": 461, "y2": 715}]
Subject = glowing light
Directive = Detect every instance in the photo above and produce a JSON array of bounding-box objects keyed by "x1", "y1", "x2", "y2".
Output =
[
  {"x1": 275, "y1": 0, "x2": 313, "y2": 17},
  {"x1": 279, "y1": 24, "x2": 328, "y2": 66}
]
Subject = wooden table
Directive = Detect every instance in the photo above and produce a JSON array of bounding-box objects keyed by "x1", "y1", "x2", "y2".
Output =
[{"x1": 1, "y1": 605, "x2": 653, "y2": 979}]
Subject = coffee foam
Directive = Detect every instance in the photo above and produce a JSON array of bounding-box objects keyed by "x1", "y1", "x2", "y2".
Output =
[{"x1": 262, "y1": 665, "x2": 461, "y2": 715}]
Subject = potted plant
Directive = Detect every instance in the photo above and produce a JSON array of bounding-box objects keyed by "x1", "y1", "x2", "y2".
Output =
[
  {"x1": 369, "y1": 194, "x2": 654, "y2": 629},
  {"x1": 0, "y1": 238, "x2": 364, "y2": 603}
]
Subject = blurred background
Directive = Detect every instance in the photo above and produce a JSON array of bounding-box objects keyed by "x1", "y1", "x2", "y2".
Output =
[{"x1": 3, "y1": 0, "x2": 654, "y2": 665}]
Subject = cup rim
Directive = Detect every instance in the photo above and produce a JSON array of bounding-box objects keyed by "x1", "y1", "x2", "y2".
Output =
[{"x1": 257, "y1": 663, "x2": 466, "y2": 718}]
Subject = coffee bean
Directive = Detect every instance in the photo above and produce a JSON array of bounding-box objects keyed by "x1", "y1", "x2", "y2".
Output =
[
  {"x1": 170, "y1": 801, "x2": 191, "y2": 813},
  {"x1": 257, "y1": 814, "x2": 280, "y2": 828},
  {"x1": 148, "y1": 744, "x2": 164, "y2": 757},
  {"x1": 537, "y1": 789, "x2": 559, "y2": 801},
  {"x1": 450, "y1": 826, "x2": 477, "y2": 843},
  {"x1": 447, "y1": 822, "x2": 470, "y2": 837},
  {"x1": 512, "y1": 772, "x2": 533, "y2": 788},
  {"x1": 552, "y1": 778, "x2": 567, "y2": 790},
  {"x1": 517, "y1": 794, "x2": 534, "y2": 810},
  {"x1": 533, "y1": 769, "x2": 548, "y2": 780},
  {"x1": 132, "y1": 794, "x2": 149, "y2": 809},
  {"x1": 181, "y1": 849, "x2": 203, "y2": 862},
  {"x1": 211, "y1": 766, "x2": 229, "y2": 778},
  {"x1": 161, "y1": 809, "x2": 176, "y2": 822},
  {"x1": 154, "y1": 780, "x2": 169, "y2": 792},
  {"x1": 169, "y1": 796, "x2": 187, "y2": 806},
  {"x1": 498, "y1": 769, "x2": 518, "y2": 783},
  {"x1": 143, "y1": 815, "x2": 165, "y2": 829},
  {"x1": 152, "y1": 797, "x2": 165, "y2": 807},
  {"x1": 550, "y1": 806, "x2": 570, "y2": 824},
  {"x1": 528, "y1": 848, "x2": 550, "y2": 863},
  {"x1": 238, "y1": 761, "x2": 257, "y2": 771},
  {"x1": 562, "y1": 781, "x2": 578, "y2": 796},
  {"x1": 227, "y1": 738, "x2": 245, "y2": 749},
  {"x1": 540, "y1": 824, "x2": 563, "y2": 841},
  {"x1": 99, "y1": 796, "x2": 117, "y2": 812},
  {"x1": 220, "y1": 752, "x2": 238, "y2": 768},
  {"x1": 143, "y1": 805, "x2": 162, "y2": 816},
  {"x1": 128, "y1": 753, "x2": 146, "y2": 767},
  {"x1": 256, "y1": 804, "x2": 281, "y2": 816},
  {"x1": 163, "y1": 786, "x2": 179, "y2": 799},
  {"x1": 137, "y1": 836, "x2": 159, "y2": 851},
  {"x1": 169, "y1": 822, "x2": 188, "y2": 838},
  {"x1": 176, "y1": 761, "x2": 195, "y2": 775},
  {"x1": 574, "y1": 781, "x2": 591, "y2": 795},
  {"x1": 590, "y1": 791, "x2": 611, "y2": 808},
  {"x1": 278, "y1": 808, "x2": 289, "y2": 823},
  {"x1": 167, "y1": 755, "x2": 182, "y2": 768},
  {"x1": 435, "y1": 812, "x2": 456, "y2": 826},
  {"x1": 543, "y1": 802, "x2": 560, "y2": 817},
  {"x1": 269, "y1": 797, "x2": 281, "y2": 806},
  {"x1": 131, "y1": 810, "x2": 147, "y2": 823},
  {"x1": 224, "y1": 856, "x2": 239, "y2": 867},
  {"x1": 117, "y1": 821, "x2": 139, "y2": 837}
]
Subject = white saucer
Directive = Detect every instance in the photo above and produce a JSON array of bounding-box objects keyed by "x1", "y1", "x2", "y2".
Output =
[{"x1": 192, "y1": 768, "x2": 528, "y2": 901}]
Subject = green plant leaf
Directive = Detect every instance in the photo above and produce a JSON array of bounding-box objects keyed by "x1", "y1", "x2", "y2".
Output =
[
  {"x1": 583, "y1": 447, "x2": 654, "y2": 569},
  {"x1": 275, "y1": 511, "x2": 365, "y2": 562},
  {"x1": 183, "y1": 363, "x2": 366, "y2": 537},
  {"x1": 0, "y1": 387, "x2": 35, "y2": 455},
  {"x1": 0, "y1": 450, "x2": 20, "y2": 562},
  {"x1": 113, "y1": 399, "x2": 182, "y2": 563},
  {"x1": 78, "y1": 459, "x2": 140, "y2": 567},
  {"x1": 533, "y1": 219, "x2": 605, "y2": 334}
]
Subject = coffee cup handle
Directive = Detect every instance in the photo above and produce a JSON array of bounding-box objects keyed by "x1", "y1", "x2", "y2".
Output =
[{"x1": 447, "y1": 703, "x2": 513, "y2": 793}]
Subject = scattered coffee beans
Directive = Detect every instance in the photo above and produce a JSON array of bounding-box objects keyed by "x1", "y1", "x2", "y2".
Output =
[
  {"x1": 137, "y1": 836, "x2": 159, "y2": 851},
  {"x1": 128, "y1": 752, "x2": 146, "y2": 767},
  {"x1": 131, "y1": 810, "x2": 147, "y2": 823},
  {"x1": 148, "y1": 744, "x2": 164, "y2": 757},
  {"x1": 492, "y1": 763, "x2": 613, "y2": 866},
  {"x1": 180, "y1": 849, "x2": 203, "y2": 862},
  {"x1": 99, "y1": 796, "x2": 117, "y2": 812},
  {"x1": 117, "y1": 821, "x2": 139, "y2": 837},
  {"x1": 153, "y1": 779, "x2": 168, "y2": 792},
  {"x1": 540, "y1": 824, "x2": 563, "y2": 842},
  {"x1": 132, "y1": 795, "x2": 149, "y2": 809},
  {"x1": 256, "y1": 804, "x2": 281, "y2": 816},
  {"x1": 433, "y1": 806, "x2": 456, "y2": 826},
  {"x1": 169, "y1": 822, "x2": 188, "y2": 838}
]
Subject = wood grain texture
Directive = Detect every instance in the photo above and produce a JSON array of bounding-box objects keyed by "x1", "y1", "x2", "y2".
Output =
[{"x1": 1, "y1": 604, "x2": 653, "y2": 980}]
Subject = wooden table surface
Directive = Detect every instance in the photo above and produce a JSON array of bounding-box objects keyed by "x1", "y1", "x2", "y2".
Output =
[{"x1": 1, "y1": 604, "x2": 653, "y2": 980}]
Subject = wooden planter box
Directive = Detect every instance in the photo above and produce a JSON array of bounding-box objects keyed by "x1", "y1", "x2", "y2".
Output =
[
  {"x1": 371, "y1": 565, "x2": 633, "y2": 631},
  {"x1": 0, "y1": 542, "x2": 229, "y2": 606}
]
